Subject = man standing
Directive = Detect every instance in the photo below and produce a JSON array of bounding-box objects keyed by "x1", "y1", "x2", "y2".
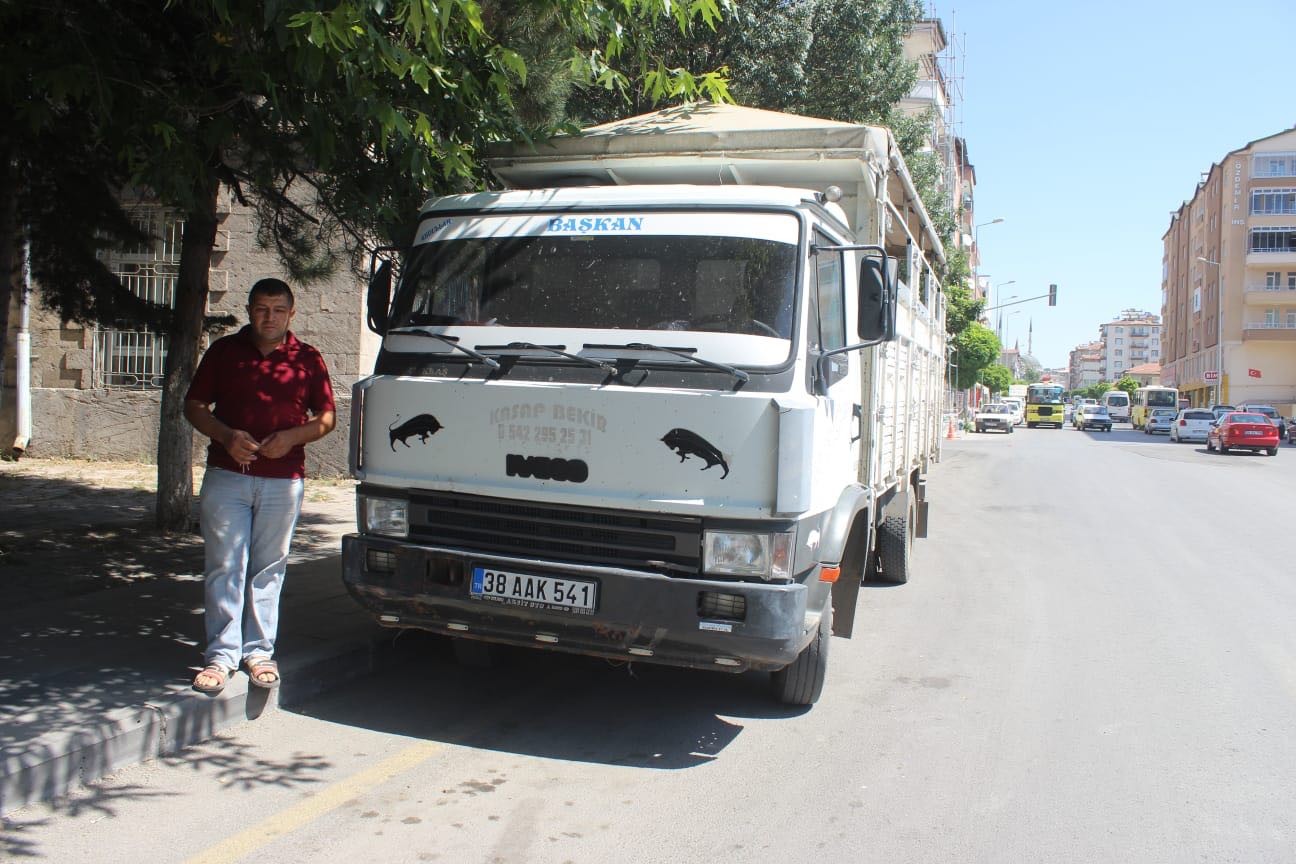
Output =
[{"x1": 184, "y1": 278, "x2": 336, "y2": 694}]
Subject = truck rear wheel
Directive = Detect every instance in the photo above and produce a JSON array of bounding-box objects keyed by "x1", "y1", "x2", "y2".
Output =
[
  {"x1": 876, "y1": 503, "x2": 913, "y2": 585},
  {"x1": 771, "y1": 601, "x2": 830, "y2": 706}
]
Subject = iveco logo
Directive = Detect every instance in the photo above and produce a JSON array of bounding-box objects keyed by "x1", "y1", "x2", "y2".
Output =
[{"x1": 506, "y1": 454, "x2": 589, "y2": 483}]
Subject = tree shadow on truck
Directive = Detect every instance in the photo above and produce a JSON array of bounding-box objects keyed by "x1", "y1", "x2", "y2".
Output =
[{"x1": 292, "y1": 631, "x2": 812, "y2": 770}]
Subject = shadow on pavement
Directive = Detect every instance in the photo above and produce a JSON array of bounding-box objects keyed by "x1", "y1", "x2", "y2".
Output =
[
  {"x1": 0, "y1": 471, "x2": 347, "y2": 610},
  {"x1": 296, "y1": 631, "x2": 805, "y2": 771}
]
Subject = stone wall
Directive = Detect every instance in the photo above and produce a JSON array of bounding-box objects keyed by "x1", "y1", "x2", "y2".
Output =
[{"x1": 24, "y1": 387, "x2": 352, "y2": 478}]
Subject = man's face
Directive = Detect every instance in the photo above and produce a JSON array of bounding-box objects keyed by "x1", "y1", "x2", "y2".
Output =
[{"x1": 248, "y1": 293, "x2": 295, "y2": 345}]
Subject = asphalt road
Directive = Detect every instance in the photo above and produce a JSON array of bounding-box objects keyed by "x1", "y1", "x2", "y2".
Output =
[{"x1": 8, "y1": 423, "x2": 1296, "y2": 863}]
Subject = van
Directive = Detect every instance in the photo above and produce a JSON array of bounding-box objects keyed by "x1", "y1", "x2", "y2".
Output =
[{"x1": 1101, "y1": 390, "x2": 1130, "y2": 423}]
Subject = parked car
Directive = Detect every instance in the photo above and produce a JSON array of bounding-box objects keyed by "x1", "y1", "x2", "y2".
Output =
[
  {"x1": 975, "y1": 403, "x2": 1015, "y2": 434},
  {"x1": 1144, "y1": 407, "x2": 1178, "y2": 435},
  {"x1": 1206, "y1": 412, "x2": 1279, "y2": 456},
  {"x1": 1001, "y1": 398, "x2": 1025, "y2": 426},
  {"x1": 1169, "y1": 408, "x2": 1215, "y2": 443},
  {"x1": 1209, "y1": 404, "x2": 1236, "y2": 422},
  {"x1": 1073, "y1": 404, "x2": 1113, "y2": 432},
  {"x1": 1236, "y1": 404, "x2": 1286, "y2": 439}
]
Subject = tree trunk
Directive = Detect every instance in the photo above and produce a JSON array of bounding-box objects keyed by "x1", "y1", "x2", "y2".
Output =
[
  {"x1": 155, "y1": 176, "x2": 219, "y2": 531},
  {"x1": 0, "y1": 146, "x2": 17, "y2": 412}
]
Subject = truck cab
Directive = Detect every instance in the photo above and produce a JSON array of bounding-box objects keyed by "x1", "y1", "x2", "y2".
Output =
[{"x1": 340, "y1": 105, "x2": 945, "y2": 705}]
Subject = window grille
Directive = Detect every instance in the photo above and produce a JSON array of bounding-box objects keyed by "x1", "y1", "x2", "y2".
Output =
[{"x1": 92, "y1": 207, "x2": 183, "y2": 389}]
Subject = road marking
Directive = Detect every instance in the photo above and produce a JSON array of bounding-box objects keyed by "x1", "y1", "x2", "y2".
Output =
[{"x1": 184, "y1": 740, "x2": 441, "y2": 864}]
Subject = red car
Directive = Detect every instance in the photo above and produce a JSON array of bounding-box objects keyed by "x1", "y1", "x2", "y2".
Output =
[{"x1": 1206, "y1": 412, "x2": 1280, "y2": 456}]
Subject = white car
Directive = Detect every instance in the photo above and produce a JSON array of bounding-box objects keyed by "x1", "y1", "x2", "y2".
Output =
[
  {"x1": 1169, "y1": 408, "x2": 1215, "y2": 443},
  {"x1": 1001, "y1": 398, "x2": 1025, "y2": 426},
  {"x1": 1144, "y1": 408, "x2": 1178, "y2": 435},
  {"x1": 974, "y1": 403, "x2": 1015, "y2": 434}
]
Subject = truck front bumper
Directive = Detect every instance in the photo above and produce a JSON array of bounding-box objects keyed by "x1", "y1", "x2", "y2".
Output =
[{"x1": 342, "y1": 534, "x2": 815, "y2": 672}]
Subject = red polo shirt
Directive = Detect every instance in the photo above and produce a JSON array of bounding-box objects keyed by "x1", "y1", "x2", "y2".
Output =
[{"x1": 186, "y1": 326, "x2": 335, "y2": 479}]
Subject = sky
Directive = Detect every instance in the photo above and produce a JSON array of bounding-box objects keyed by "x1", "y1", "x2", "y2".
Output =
[{"x1": 940, "y1": 0, "x2": 1296, "y2": 369}]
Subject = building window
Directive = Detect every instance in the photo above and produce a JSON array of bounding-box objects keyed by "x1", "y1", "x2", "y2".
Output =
[
  {"x1": 1254, "y1": 152, "x2": 1296, "y2": 178},
  {"x1": 1116, "y1": 337, "x2": 1124, "y2": 345},
  {"x1": 92, "y1": 207, "x2": 182, "y2": 389},
  {"x1": 1115, "y1": 349, "x2": 1123, "y2": 356},
  {"x1": 1250, "y1": 228, "x2": 1296, "y2": 252},
  {"x1": 1267, "y1": 271, "x2": 1282, "y2": 289},
  {"x1": 1287, "y1": 311, "x2": 1296, "y2": 328},
  {"x1": 1289, "y1": 272, "x2": 1296, "y2": 290},
  {"x1": 1252, "y1": 188, "x2": 1296, "y2": 214},
  {"x1": 1193, "y1": 287, "x2": 1201, "y2": 312}
]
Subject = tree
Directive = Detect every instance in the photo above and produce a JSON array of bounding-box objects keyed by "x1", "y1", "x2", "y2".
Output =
[
  {"x1": 5, "y1": 0, "x2": 730, "y2": 529},
  {"x1": 567, "y1": 0, "x2": 921, "y2": 125},
  {"x1": 952, "y1": 323, "x2": 1001, "y2": 391},
  {"x1": 1115, "y1": 376, "x2": 1139, "y2": 394},
  {"x1": 978, "y1": 363, "x2": 1012, "y2": 396}
]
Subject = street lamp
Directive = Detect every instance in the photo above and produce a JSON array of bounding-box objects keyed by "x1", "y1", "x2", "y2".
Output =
[
  {"x1": 996, "y1": 296, "x2": 1018, "y2": 339},
  {"x1": 973, "y1": 218, "x2": 1005, "y2": 286},
  {"x1": 1197, "y1": 256, "x2": 1222, "y2": 405},
  {"x1": 994, "y1": 279, "x2": 1017, "y2": 337}
]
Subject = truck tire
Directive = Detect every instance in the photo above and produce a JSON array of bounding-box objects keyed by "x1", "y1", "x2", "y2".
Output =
[
  {"x1": 771, "y1": 601, "x2": 830, "y2": 706},
  {"x1": 876, "y1": 504, "x2": 913, "y2": 585}
]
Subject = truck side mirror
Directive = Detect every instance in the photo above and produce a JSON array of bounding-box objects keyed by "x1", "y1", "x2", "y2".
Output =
[
  {"x1": 858, "y1": 256, "x2": 896, "y2": 343},
  {"x1": 367, "y1": 259, "x2": 393, "y2": 335}
]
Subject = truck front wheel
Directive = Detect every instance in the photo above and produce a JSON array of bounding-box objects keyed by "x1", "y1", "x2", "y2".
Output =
[{"x1": 771, "y1": 602, "x2": 830, "y2": 706}]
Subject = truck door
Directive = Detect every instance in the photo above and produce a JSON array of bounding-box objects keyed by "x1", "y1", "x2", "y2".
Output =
[{"x1": 811, "y1": 228, "x2": 864, "y2": 635}]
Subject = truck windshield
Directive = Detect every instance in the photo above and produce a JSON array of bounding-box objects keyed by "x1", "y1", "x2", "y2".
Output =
[{"x1": 388, "y1": 213, "x2": 798, "y2": 339}]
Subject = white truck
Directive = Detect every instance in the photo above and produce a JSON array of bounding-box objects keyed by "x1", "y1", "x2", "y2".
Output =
[{"x1": 343, "y1": 104, "x2": 947, "y2": 704}]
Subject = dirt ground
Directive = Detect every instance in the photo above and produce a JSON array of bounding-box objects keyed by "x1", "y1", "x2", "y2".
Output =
[{"x1": 0, "y1": 457, "x2": 356, "y2": 609}]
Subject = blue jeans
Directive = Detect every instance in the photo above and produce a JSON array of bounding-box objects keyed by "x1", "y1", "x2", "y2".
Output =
[{"x1": 199, "y1": 467, "x2": 304, "y2": 670}]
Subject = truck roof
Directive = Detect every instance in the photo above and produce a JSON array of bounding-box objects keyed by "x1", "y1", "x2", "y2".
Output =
[
  {"x1": 419, "y1": 185, "x2": 850, "y2": 227},
  {"x1": 482, "y1": 102, "x2": 943, "y2": 262}
]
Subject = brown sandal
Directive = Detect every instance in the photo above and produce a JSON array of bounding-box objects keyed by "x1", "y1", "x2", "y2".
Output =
[
  {"x1": 192, "y1": 664, "x2": 229, "y2": 695},
  {"x1": 244, "y1": 657, "x2": 280, "y2": 690}
]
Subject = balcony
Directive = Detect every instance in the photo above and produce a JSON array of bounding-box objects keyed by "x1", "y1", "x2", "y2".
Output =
[
  {"x1": 1244, "y1": 284, "x2": 1296, "y2": 305},
  {"x1": 1247, "y1": 249, "x2": 1296, "y2": 267},
  {"x1": 1243, "y1": 320, "x2": 1296, "y2": 340}
]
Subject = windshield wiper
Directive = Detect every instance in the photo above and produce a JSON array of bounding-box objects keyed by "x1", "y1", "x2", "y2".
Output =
[
  {"x1": 587, "y1": 342, "x2": 749, "y2": 384},
  {"x1": 386, "y1": 327, "x2": 501, "y2": 369},
  {"x1": 478, "y1": 342, "x2": 616, "y2": 374}
]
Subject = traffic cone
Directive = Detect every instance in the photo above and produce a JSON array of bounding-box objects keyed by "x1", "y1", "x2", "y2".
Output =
[{"x1": 947, "y1": 415, "x2": 956, "y2": 439}]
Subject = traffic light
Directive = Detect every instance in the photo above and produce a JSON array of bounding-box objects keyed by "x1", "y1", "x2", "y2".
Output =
[{"x1": 1048, "y1": 283, "x2": 1058, "y2": 306}]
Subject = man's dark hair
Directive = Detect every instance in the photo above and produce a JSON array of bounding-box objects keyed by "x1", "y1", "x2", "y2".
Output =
[{"x1": 248, "y1": 277, "x2": 294, "y2": 308}]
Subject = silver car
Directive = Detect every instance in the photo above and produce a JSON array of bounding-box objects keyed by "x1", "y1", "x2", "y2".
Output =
[
  {"x1": 1169, "y1": 408, "x2": 1215, "y2": 443},
  {"x1": 1144, "y1": 408, "x2": 1178, "y2": 435}
]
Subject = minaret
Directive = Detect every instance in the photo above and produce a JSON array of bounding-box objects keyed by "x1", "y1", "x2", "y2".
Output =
[{"x1": 1028, "y1": 318, "x2": 1033, "y2": 356}]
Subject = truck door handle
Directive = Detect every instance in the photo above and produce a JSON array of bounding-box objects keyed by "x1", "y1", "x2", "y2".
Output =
[{"x1": 852, "y1": 403, "x2": 863, "y2": 443}]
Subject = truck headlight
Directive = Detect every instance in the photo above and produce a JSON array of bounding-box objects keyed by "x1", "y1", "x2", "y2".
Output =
[
  {"x1": 362, "y1": 496, "x2": 409, "y2": 538},
  {"x1": 703, "y1": 530, "x2": 793, "y2": 581}
]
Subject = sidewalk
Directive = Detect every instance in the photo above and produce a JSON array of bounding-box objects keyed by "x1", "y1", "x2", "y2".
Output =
[{"x1": 0, "y1": 459, "x2": 387, "y2": 812}]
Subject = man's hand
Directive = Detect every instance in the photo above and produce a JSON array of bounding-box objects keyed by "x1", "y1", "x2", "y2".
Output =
[
  {"x1": 257, "y1": 430, "x2": 296, "y2": 461},
  {"x1": 224, "y1": 430, "x2": 261, "y2": 466}
]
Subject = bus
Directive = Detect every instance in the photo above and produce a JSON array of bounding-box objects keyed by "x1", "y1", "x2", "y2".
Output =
[
  {"x1": 1026, "y1": 383, "x2": 1066, "y2": 428},
  {"x1": 1102, "y1": 389, "x2": 1130, "y2": 424},
  {"x1": 1131, "y1": 385, "x2": 1179, "y2": 429}
]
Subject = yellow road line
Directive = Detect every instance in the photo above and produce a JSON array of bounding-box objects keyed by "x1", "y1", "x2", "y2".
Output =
[{"x1": 184, "y1": 741, "x2": 441, "y2": 864}]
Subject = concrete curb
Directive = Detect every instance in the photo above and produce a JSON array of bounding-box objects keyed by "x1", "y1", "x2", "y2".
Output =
[{"x1": 1, "y1": 621, "x2": 389, "y2": 813}]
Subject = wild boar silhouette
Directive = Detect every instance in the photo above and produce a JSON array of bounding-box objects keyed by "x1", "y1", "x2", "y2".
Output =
[
  {"x1": 661, "y1": 428, "x2": 729, "y2": 478},
  {"x1": 389, "y1": 414, "x2": 444, "y2": 451}
]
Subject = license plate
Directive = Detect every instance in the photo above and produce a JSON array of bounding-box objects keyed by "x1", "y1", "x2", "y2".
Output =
[
  {"x1": 470, "y1": 566, "x2": 598, "y2": 615},
  {"x1": 1244, "y1": 430, "x2": 1265, "y2": 436}
]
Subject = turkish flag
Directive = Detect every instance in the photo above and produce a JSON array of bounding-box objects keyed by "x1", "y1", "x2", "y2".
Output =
[{"x1": 1248, "y1": 368, "x2": 1262, "y2": 378}]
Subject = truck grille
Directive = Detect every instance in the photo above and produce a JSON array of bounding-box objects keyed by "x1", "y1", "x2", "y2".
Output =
[{"x1": 408, "y1": 492, "x2": 702, "y2": 573}]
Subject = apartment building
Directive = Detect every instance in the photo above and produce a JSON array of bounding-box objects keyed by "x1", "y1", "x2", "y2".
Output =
[
  {"x1": 1068, "y1": 341, "x2": 1103, "y2": 391},
  {"x1": 1162, "y1": 126, "x2": 1296, "y2": 407},
  {"x1": 1099, "y1": 309, "x2": 1161, "y2": 382}
]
